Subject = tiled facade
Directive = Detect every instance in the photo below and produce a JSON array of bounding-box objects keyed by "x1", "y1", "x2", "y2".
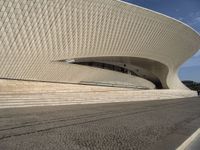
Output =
[{"x1": 0, "y1": 0, "x2": 199, "y2": 89}]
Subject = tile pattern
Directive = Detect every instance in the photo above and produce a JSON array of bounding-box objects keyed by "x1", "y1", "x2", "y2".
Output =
[{"x1": 0, "y1": 0, "x2": 199, "y2": 89}]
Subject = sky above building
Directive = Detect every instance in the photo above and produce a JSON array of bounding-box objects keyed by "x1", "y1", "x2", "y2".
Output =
[{"x1": 122, "y1": 0, "x2": 200, "y2": 82}]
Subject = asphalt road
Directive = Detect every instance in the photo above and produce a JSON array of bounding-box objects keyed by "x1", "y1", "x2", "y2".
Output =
[{"x1": 0, "y1": 97, "x2": 200, "y2": 150}]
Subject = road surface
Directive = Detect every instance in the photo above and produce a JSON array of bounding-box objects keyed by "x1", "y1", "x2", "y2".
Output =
[{"x1": 0, "y1": 97, "x2": 200, "y2": 150}]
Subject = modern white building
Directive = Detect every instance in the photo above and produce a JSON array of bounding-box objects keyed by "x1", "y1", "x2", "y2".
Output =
[{"x1": 0, "y1": 0, "x2": 200, "y2": 90}]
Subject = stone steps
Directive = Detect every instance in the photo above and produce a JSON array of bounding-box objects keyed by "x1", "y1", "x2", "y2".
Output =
[{"x1": 0, "y1": 79, "x2": 197, "y2": 108}]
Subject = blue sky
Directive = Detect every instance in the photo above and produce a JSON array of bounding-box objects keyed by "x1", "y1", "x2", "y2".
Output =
[{"x1": 122, "y1": 0, "x2": 200, "y2": 82}]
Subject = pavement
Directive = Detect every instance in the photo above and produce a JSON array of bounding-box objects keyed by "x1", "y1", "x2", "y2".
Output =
[{"x1": 0, "y1": 97, "x2": 200, "y2": 150}]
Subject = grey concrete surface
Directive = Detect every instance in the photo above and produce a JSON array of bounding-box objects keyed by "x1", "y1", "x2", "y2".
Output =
[
  {"x1": 0, "y1": 97, "x2": 200, "y2": 150},
  {"x1": 177, "y1": 128, "x2": 200, "y2": 150}
]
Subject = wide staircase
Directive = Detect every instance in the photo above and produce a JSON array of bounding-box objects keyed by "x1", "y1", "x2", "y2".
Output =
[{"x1": 0, "y1": 79, "x2": 197, "y2": 108}]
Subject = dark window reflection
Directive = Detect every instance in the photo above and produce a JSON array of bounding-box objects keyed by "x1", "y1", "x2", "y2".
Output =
[{"x1": 73, "y1": 61, "x2": 137, "y2": 76}]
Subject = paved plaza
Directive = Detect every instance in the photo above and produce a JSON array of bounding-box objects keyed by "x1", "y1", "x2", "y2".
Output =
[{"x1": 0, "y1": 97, "x2": 200, "y2": 150}]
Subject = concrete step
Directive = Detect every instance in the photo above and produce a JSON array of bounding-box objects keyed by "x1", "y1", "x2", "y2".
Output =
[{"x1": 0, "y1": 79, "x2": 197, "y2": 108}]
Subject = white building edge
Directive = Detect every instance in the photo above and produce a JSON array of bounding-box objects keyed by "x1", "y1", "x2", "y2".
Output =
[{"x1": 0, "y1": 0, "x2": 200, "y2": 91}]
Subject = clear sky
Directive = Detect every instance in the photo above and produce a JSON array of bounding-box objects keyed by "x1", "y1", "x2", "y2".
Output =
[{"x1": 122, "y1": 0, "x2": 200, "y2": 82}]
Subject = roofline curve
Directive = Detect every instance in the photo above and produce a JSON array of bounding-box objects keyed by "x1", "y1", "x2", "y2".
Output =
[{"x1": 118, "y1": 0, "x2": 200, "y2": 38}]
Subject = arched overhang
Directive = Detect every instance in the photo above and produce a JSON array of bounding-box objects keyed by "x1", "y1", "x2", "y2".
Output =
[{"x1": 58, "y1": 56, "x2": 169, "y2": 89}]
